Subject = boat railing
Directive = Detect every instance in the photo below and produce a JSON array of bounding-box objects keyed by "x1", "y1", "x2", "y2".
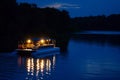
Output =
[{"x1": 18, "y1": 38, "x2": 56, "y2": 49}]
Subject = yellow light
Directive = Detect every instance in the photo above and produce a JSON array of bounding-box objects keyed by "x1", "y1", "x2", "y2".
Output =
[
  {"x1": 27, "y1": 58, "x2": 31, "y2": 72},
  {"x1": 36, "y1": 59, "x2": 40, "y2": 76},
  {"x1": 46, "y1": 59, "x2": 51, "y2": 72},
  {"x1": 40, "y1": 39, "x2": 45, "y2": 44},
  {"x1": 40, "y1": 59, "x2": 44, "y2": 72},
  {"x1": 27, "y1": 39, "x2": 31, "y2": 44}
]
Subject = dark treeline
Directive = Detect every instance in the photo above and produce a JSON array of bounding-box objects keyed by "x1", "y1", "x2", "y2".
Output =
[
  {"x1": 0, "y1": 0, "x2": 17, "y2": 51},
  {"x1": 71, "y1": 15, "x2": 120, "y2": 32},
  {"x1": 16, "y1": 3, "x2": 70, "y2": 36},
  {"x1": 0, "y1": 1, "x2": 70, "y2": 52},
  {"x1": 0, "y1": 1, "x2": 120, "y2": 52}
]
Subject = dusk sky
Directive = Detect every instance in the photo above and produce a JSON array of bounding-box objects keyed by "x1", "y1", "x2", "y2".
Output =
[{"x1": 17, "y1": 0, "x2": 120, "y2": 17}]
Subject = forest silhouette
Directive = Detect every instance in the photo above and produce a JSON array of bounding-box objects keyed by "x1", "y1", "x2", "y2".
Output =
[{"x1": 0, "y1": 1, "x2": 120, "y2": 51}]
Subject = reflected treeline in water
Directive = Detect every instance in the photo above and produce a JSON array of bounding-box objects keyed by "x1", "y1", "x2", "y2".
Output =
[
  {"x1": 55, "y1": 33, "x2": 70, "y2": 52},
  {"x1": 17, "y1": 55, "x2": 56, "y2": 80},
  {"x1": 72, "y1": 34, "x2": 120, "y2": 46}
]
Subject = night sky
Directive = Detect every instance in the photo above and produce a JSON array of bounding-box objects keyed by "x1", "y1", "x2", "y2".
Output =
[{"x1": 17, "y1": 0, "x2": 120, "y2": 17}]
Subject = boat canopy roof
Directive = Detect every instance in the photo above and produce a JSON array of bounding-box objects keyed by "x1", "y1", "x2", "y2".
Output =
[
  {"x1": 31, "y1": 37, "x2": 54, "y2": 41},
  {"x1": 19, "y1": 37, "x2": 55, "y2": 43}
]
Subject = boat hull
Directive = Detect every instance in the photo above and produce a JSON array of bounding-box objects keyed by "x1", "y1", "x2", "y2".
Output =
[
  {"x1": 16, "y1": 49, "x2": 36, "y2": 56},
  {"x1": 16, "y1": 47, "x2": 60, "y2": 57},
  {"x1": 32, "y1": 47, "x2": 60, "y2": 57}
]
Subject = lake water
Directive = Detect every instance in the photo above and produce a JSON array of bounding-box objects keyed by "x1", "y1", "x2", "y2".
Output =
[{"x1": 0, "y1": 33, "x2": 120, "y2": 80}]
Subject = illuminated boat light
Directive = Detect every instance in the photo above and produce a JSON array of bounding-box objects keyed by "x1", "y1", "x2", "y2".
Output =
[{"x1": 16, "y1": 37, "x2": 60, "y2": 56}]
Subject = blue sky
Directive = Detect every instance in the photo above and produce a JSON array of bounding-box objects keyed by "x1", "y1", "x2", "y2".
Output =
[{"x1": 17, "y1": 0, "x2": 120, "y2": 17}]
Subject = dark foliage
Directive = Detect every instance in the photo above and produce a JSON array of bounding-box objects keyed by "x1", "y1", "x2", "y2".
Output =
[
  {"x1": 0, "y1": 1, "x2": 70, "y2": 52},
  {"x1": 71, "y1": 14, "x2": 120, "y2": 31}
]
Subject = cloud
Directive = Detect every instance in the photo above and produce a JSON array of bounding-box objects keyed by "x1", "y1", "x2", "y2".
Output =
[{"x1": 43, "y1": 3, "x2": 80, "y2": 9}]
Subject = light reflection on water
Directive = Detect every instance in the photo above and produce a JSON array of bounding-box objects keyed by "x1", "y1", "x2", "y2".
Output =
[{"x1": 17, "y1": 55, "x2": 56, "y2": 80}]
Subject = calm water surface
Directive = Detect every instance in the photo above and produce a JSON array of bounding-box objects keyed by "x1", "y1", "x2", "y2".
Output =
[{"x1": 0, "y1": 34, "x2": 120, "y2": 80}]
